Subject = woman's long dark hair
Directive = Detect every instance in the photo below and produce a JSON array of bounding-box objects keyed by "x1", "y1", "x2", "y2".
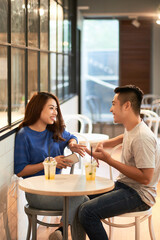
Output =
[{"x1": 18, "y1": 92, "x2": 65, "y2": 141}]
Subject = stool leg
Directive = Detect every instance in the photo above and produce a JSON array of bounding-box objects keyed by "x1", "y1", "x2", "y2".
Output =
[
  {"x1": 26, "y1": 214, "x2": 32, "y2": 240},
  {"x1": 135, "y1": 217, "x2": 140, "y2": 240},
  {"x1": 31, "y1": 214, "x2": 37, "y2": 240},
  {"x1": 148, "y1": 215, "x2": 156, "y2": 240}
]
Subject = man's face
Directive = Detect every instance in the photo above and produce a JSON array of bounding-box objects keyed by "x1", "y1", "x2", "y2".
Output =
[{"x1": 110, "y1": 94, "x2": 124, "y2": 124}]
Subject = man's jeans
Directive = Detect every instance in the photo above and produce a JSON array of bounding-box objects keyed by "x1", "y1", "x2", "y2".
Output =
[{"x1": 78, "y1": 181, "x2": 150, "y2": 240}]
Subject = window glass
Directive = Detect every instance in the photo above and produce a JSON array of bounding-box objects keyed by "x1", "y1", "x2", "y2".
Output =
[
  {"x1": 57, "y1": 53, "x2": 63, "y2": 99},
  {"x1": 64, "y1": 0, "x2": 68, "y2": 10},
  {"x1": 28, "y1": 0, "x2": 38, "y2": 48},
  {"x1": 68, "y1": 19, "x2": 72, "y2": 52},
  {"x1": 0, "y1": 47, "x2": 8, "y2": 128},
  {"x1": 57, "y1": 0, "x2": 62, "y2": 4},
  {"x1": 40, "y1": 0, "x2": 48, "y2": 49},
  {"x1": 64, "y1": 55, "x2": 69, "y2": 97},
  {"x1": 11, "y1": 0, "x2": 25, "y2": 45},
  {"x1": 57, "y1": 4, "x2": 63, "y2": 53},
  {"x1": 81, "y1": 20, "x2": 119, "y2": 117},
  {"x1": 11, "y1": 48, "x2": 25, "y2": 123},
  {"x1": 40, "y1": 52, "x2": 48, "y2": 91},
  {"x1": 0, "y1": 0, "x2": 8, "y2": 42},
  {"x1": 28, "y1": 50, "x2": 38, "y2": 100},
  {"x1": 63, "y1": 10, "x2": 69, "y2": 53},
  {"x1": 50, "y1": 0, "x2": 57, "y2": 52},
  {"x1": 50, "y1": 53, "x2": 56, "y2": 95}
]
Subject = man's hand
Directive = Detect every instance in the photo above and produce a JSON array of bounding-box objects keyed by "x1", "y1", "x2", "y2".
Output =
[{"x1": 86, "y1": 147, "x2": 112, "y2": 165}]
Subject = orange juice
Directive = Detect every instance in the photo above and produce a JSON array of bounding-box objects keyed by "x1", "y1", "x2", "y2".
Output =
[
  {"x1": 85, "y1": 161, "x2": 97, "y2": 181},
  {"x1": 43, "y1": 158, "x2": 57, "y2": 180}
]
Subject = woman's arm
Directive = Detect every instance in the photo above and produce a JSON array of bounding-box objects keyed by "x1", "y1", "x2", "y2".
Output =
[{"x1": 17, "y1": 163, "x2": 44, "y2": 177}]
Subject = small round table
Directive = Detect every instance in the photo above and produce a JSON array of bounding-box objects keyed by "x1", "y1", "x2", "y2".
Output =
[{"x1": 19, "y1": 174, "x2": 114, "y2": 240}]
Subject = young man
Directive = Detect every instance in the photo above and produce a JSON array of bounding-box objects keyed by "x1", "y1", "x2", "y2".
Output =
[{"x1": 78, "y1": 85, "x2": 160, "y2": 240}]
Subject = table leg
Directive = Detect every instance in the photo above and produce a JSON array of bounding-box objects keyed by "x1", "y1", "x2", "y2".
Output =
[{"x1": 63, "y1": 196, "x2": 69, "y2": 240}]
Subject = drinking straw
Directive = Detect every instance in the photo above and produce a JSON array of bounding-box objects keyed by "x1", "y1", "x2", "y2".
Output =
[
  {"x1": 48, "y1": 143, "x2": 50, "y2": 179},
  {"x1": 91, "y1": 146, "x2": 93, "y2": 163},
  {"x1": 48, "y1": 143, "x2": 50, "y2": 161}
]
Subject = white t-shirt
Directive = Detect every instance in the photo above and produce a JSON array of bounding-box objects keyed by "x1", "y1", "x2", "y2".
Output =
[{"x1": 118, "y1": 121, "x2": 160, "y2": 207}]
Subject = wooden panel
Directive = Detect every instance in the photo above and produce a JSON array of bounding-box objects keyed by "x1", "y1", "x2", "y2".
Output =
[{"x1": 119, "y1": 20, "x2": 152, "y2": 94}]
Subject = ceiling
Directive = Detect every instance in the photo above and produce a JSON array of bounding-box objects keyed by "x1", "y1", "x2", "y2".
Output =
[{"x1": 77, "y1": 0, "x2": 160, "y2": 20}]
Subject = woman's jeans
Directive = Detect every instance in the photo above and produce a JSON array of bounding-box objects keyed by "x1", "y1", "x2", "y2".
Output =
[
  {"x1": 25, "y1": 192, "x2": 89, "y2": 240},
  {"x1": 78, "y1": 181, "x2": 150, "y2": 240}
]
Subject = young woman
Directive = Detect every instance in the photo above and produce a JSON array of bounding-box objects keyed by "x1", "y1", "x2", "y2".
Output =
[{"x1": 14, "y1": 92, "x2": 88, "y2": 240}]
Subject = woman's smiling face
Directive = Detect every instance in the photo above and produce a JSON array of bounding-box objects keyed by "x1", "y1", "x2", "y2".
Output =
[{"x1": 39, "y1": 98, "x2": 58, "y2": 126}]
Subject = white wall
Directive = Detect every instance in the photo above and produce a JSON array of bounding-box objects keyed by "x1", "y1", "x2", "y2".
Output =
[{"x1": 0, "y1": 96, "x2": 78, "y2": 240}]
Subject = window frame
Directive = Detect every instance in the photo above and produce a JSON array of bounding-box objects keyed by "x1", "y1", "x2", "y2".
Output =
[{"x1": 0, "y1": 0, "x2": 76, "y2": 136}]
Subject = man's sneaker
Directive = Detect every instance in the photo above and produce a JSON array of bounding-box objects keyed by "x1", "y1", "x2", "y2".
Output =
[{"x1": 48, "y1": 230, "x2": 63, "y2": 240}]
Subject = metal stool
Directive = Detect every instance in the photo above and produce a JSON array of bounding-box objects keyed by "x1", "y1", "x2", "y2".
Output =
[{"x1": 24, "y1": 204, "x2": 63, "y2": 240}]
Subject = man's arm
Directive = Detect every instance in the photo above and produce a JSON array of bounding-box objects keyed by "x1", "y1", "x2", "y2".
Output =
[
  {"x1": 92, "y1": 148, "x2": 154, "y2": 185},
  {"x1": 94, "y1": 134, "x2": 124, "y2": 152}
]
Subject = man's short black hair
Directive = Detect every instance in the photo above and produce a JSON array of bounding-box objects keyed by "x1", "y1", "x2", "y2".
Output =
[{"x1": 114, "y1": 85, "x2": 144, "y2": 115}]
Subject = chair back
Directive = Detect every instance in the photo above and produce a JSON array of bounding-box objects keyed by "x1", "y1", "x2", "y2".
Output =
[
  {"x1": 140, "y1": 109, "x2": 159, "y2": 137},
  {"x1": 151, "y1": 100, "x2": 160, "y2": 116},
  {"x1": 64, "y1": 114, "x2": 92, "y2": 134},
  {"x1": 86, "y1": 95, "x2": 101, "y2": 123},
  {"x1": 142, "y1": 94, "x2": 160, "y2": 105}
]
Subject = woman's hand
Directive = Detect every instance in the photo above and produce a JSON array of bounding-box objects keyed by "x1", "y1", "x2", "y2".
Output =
[
  {"x1": 54, "y1": 155, "x2": 73, "y2": 169},
  {"x1": 69, "y1": 143, "x2": 86, "y2": 157}
]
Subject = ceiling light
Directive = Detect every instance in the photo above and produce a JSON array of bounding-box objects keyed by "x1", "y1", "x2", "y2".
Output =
[
  {"x1": 132, "y1": 19, "x2": 141, "y2": 28},
  {"x1": 156, "y1": 19, "x2": 160, "y2": 24},
  {"x1": 156, "y1": 4, "x2": 160, "y2": 25}
]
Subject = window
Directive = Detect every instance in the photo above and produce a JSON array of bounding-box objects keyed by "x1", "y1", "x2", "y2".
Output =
[
  {"x1": 81, "y1": 19, "x2": 119, "y2": 117},
  {"x1": 0, "y1": 0, "x2": 75, "y2": 132}
]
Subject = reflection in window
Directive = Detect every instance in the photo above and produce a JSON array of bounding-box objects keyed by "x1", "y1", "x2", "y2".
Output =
[
  {"x1": 50, "y1": 0, "x2": 57, "y2": 52},
  {"x1": 11, "y1": 48, "x2": 25, "y2": 123},
  {"x1": 40, "y1": 0, "x2": 48, "y2": 49},
  {"x1": 28, "y1": 0, "x2": 38, "y2": 47},
  {"x1": 40, "y1": 53, "x2": 48, "y2": 91},
  {"x1": 64, "y1": 55, "x2": 69, "y2": 97},
  {"x1": 0, "y1": 47, "x2": 8, "y2": 128},
  {"x1": 57, "y1": 53, "x2": 63, "y2": 99},
  {"x1": 28, "y1": 51, "x2": 38, "y2": 100},
  {"x1": 0, "y1": 0, "x2": 8, "y2": 42},
  {"x1": 58, "y1": 4, "x2": 63, "y2": 53},
  {"x1": 63, "y1": 11, "x2": 69, "y2": 53},
  {"x1": 50, "y1": 53, "x2": 56, "y2": 95},
  {"x1": 11, "y1": 0, "x2": 25, "y2": 45}
]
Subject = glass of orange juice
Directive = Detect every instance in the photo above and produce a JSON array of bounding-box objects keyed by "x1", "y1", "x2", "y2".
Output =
[
  {"x1": 85, "y1": 161, "x2": 97, "y2": 181},
  {"x1": 43, "y1": 157, "x2": 57, "y2": 180}
]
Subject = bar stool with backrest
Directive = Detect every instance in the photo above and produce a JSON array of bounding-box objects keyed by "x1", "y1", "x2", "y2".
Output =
[
  {"x1": 24, "y1": 165, "x2": 75, "y2": 240},
  {"x1": 102, "y1": 144, "x2": 156, "y2": 240}
]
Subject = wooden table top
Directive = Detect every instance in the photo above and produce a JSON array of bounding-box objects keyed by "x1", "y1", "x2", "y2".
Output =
[{"x1": 19, "y1": 174, "x2": 114, "y2": 197}]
